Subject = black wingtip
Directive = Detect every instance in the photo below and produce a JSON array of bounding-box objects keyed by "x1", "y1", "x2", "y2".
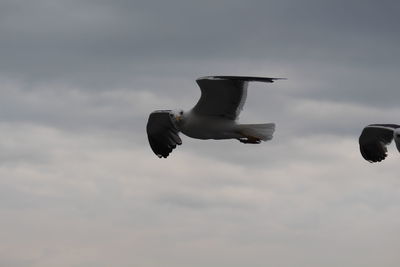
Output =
[
  {"x1": 146, "y1": 111, "x2": 182, "y2": 159},
  {"x1": 197, "y1": 76, "x2": 287, "y2": 83}
]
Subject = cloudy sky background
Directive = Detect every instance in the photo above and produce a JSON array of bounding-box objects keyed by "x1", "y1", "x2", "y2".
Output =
[{"x1": 1, "y1": 0, "x2": 400, "y2": 266}]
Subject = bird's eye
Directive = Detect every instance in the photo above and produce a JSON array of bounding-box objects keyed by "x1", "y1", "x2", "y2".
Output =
[{"x1": 179, "y1": 111, "x2": 183, "y2": 115}]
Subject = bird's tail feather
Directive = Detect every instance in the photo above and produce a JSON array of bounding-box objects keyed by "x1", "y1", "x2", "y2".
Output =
[{"x1": 239, "y1": 123, "x2": 275, "y2": 141}]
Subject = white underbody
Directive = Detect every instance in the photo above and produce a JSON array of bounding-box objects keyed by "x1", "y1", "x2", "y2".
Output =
[
  {"x1": 177, "y1": 111, "x2": 274, "y2": 141},
  {"x1": 179, "y1": 114, "x2": 240, "y2": 139}
]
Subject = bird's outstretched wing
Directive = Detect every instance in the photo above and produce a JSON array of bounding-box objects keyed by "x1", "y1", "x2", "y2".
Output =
[
  {"x1": 192, "y1": 76, "x2": 284, "y2": 120},
  {"x1": 146, "y1": 110, "x2": 182, "y2": 158},
  {"x1": 359, "y1": 124, "x2": 400, "y2": 162}
]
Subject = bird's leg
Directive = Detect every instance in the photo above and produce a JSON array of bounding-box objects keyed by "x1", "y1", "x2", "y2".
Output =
[{"x1": 237, "y1": 134, "x2": 261, "y2": 144}]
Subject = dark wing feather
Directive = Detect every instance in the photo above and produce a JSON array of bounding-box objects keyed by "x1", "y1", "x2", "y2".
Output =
[
  {"x1": 146, "y1": 111, "x2": 182, "y2": 158},
  {"x1": 203, "y1": 76, "x2": 286, "y2": 83},
  {"x1": 192, "y1": 76, "x2": 283, "y2": 120},
  {"x1": 359, "y1": 124, "x2": 399, "y2": 162}
]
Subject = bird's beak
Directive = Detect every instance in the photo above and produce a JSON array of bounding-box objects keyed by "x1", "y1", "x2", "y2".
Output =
[{"x1": 175, "y1": 115, "x2": 182, "y2": 122}]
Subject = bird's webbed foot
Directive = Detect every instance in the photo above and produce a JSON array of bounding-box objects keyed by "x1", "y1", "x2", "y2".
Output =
[{"x1": 237, "y1": 137, "x2": 261, "y2": 144}]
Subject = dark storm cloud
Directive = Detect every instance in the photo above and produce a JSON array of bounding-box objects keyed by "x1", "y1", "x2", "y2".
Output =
[{"x1": 1, "y1": 0, "x2": 399, "y2": 93}]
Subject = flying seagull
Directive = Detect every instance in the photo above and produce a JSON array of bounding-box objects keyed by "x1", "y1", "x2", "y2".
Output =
[
  {"x1": 359, "y1": 124, "x2": 400, "y2": 163},
  {"x1": 146, "y1": 75, "x2": 283, "y2": 158}
]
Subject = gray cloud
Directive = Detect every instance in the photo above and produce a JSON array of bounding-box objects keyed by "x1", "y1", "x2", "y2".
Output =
[{"x1": 1, "y1": 0, "x2": 399, "y2": 88}]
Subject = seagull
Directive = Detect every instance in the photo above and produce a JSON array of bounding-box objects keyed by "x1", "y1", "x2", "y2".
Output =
[
  {"x1": 359, "y1": 124, "x2": 400, "y2": 163},
  {"x1": 146, "y1": 75, "x2": 283, "y2": 158}
]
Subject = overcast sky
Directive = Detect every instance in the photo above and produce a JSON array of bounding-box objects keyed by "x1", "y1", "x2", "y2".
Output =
[{"x1": 1, "y1": 0, "x2": 400, "y2": 266}]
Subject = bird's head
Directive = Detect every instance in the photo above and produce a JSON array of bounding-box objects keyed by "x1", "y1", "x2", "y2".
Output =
[{"x1": 169, "y1": 109, "x2": 185, "y2": 125}]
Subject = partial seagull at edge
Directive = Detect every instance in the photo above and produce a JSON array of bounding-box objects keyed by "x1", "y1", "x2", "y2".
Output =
[{"x1": 359, "y1": 124, "x2": 400, "y2": 163}]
